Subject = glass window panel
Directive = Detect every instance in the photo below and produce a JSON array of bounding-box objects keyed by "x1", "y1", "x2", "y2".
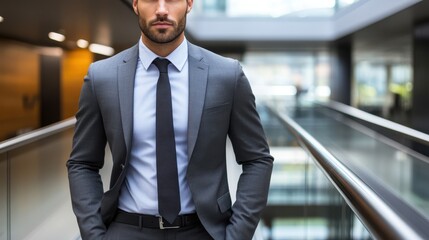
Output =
[
  {"x1": 200, "y1": 0, "x2": 361, "y2": 17},
  {"x1": 355, "y1": 62, "x2": 388, "y2": 107},
  {"x1": 242, "y1": 51, "x2": 332, "y2": 106},
  {"x1": 338, "y1": 0, "x2": 361, "y2": 8}
]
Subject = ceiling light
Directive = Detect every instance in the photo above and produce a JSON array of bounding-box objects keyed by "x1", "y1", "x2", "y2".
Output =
[
  {"x1": 89, "y1": 43, "x2": 114, "y2": 56},
  {"x1": 48, "y1": 32, "x2": 65, "y2": 42},
  {"x1": 39, "y1": 47, "x2": 64, "y2": 57},
  {"x1": 77, "y1": 39, "x2": 89, "y2": 48},
  {"x1": 0, "y1": 16, "x2": 4, "y2": 22}
]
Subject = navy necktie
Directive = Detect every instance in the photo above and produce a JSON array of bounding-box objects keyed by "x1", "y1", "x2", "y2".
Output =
[{"x1": 153, "y1": 58, "x2": 181, "y2": 224}]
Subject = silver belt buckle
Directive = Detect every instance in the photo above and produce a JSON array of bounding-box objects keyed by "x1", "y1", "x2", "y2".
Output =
[{"x1": 159, "y1": 216, "x2": 180, "y2": 229}]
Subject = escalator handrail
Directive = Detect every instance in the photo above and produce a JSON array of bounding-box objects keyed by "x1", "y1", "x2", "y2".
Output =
[
  {"x1": 267, "y1": 105, "x2": 425, "y2": 240},
  {"x1": 0, "y1": 118, "x2": 76, "y2": 154},
  {"x1": 318, "y1": 100, "x2": 429, "y2": 146}
]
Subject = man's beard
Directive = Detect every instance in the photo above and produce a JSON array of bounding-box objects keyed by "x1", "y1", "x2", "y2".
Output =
[{"x1": 138, "y1": 11, "x2": 187, "y2": 44}]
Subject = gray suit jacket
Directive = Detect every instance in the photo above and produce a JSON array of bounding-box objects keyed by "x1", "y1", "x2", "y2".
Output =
[{"x1": 67, "y1": 42, "x2": 273, "y2": 240}]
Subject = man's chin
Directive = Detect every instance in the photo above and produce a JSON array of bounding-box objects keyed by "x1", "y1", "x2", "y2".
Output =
[
  {"x1": 150, "y1": 33, "x2": 180, "y2": 44},
  {"x1": 152, "y1": 37, "x2": 174, "y2": 44}
]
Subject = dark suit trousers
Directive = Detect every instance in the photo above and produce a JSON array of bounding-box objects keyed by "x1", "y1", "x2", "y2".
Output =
[{"x1": 103, "y1": 221, "x2": 214, "y2": 240}]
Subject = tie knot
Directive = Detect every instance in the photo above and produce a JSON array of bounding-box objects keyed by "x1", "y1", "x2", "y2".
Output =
[{"x1": 153, "y1": 58, "x2": 170, "y2": 73}]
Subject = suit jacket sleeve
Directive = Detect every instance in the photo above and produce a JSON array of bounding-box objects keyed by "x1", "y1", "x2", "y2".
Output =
[
  {"x1": 226, "y1": 61, "x2": 274, "y2": 239},
  {"x1": 67, "y1": 64, "x2": 107, "y2": 240}
]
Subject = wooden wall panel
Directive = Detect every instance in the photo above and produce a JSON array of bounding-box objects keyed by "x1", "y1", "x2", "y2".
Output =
[
  {"x1": 0, "y1": 40, "x2": 40, "y2": 141},
  {"x1": 0, "y1": 39, "x2": 93, "y2": 141},
  {"x1": 61, "y1": 49, "x2": 93, "y2": 119}
]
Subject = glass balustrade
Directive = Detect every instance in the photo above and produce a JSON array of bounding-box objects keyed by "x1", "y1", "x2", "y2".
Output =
[
  {"x1": 0, "y1": 153, "x2": 7, "y2": 240},
  {"x1": 259, "y1": 105, "x2": 372, "y2": 239},
  {"x1": 3, "y1": 99, "x2": 422, "y2": 239},
  {"x1": 0, "y1": 127, "x2": 112, "y2": 240}
]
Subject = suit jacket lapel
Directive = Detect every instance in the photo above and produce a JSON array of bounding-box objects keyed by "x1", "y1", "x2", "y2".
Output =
[
  {"x1": 117, "y1": 43, "x2": 206, "y2": 161},
  {"x1": 187, "y1": 43, "x2": 208, "y2": 159},
  {"x1": 118, "y1": 44, "x2": 138, "y2": 154}
]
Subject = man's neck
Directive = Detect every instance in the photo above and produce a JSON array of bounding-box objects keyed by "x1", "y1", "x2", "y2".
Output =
[{"x1": 141, "y1": 34, "x2": 185, "y2": 57}]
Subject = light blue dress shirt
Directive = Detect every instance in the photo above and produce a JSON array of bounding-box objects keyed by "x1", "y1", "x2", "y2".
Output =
[{"x1": 118, "y1": 38, "x2": 195, "y2": 215}]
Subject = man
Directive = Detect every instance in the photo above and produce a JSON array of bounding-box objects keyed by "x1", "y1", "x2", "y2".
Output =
[{"x1": 67, "y1": 0, "x2": 273, "y2": 239}]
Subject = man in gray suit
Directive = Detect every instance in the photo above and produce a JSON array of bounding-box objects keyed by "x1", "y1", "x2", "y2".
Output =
[{"x1": 67, "y1": 0, "x2": 273, "y2": 239}]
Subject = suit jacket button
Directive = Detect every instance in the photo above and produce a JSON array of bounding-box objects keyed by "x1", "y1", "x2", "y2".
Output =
[{"x1": 120, "y1": 164, "x2": 125, "y2": 169}]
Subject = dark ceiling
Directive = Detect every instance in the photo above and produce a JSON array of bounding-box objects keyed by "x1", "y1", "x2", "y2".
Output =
[{"x1": 0, "y1": 0, "x2": 139, "y2": 52}]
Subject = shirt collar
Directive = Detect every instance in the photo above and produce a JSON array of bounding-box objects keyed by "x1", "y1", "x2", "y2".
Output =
[{"x1": 138, "y1": 37, "x2": 188, "y2": 72}]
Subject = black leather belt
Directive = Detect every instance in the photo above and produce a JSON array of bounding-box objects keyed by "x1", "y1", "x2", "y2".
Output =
[{"x1": 114, "y1": 210, "x2": 200, "y2": 229}]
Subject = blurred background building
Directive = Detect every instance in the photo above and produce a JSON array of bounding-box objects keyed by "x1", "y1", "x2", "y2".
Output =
[{"x1": 1, "y1": 0, "x2": 429, "y2": 239}]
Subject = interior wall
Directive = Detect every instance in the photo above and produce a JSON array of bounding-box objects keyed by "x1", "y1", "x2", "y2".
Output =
[
  {"x1": 412, "y1": 20, "x2": 429, "y2": 134},
  {"x1": 0, "y1": 38, "x2": 93, "y2": 142},
  {"x1": 61, "y1": 49, "x2": 93, "y2": 120},
  {"x1": 0, "y1": 39, "x2": 40, "y2": 141},
  {"x1": 40, "y1": 54, "x2": 61, "y2": 126},
  {"x1": 330, "y1": 41, "x2": 352, "y2": 105}
]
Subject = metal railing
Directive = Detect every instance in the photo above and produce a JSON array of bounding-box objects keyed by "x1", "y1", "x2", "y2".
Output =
[
  {"x1": 266, "y1": 105, "x2": 426, "y2": 240},
  {"x1": 0, "y1": 118, "x2": 79, "y2": 240},
  {"x1": 0, "y1": 117, "x2": 266, "y2": 239},
  {"x1": 0, "y1": 118, "x2": 76, "y2": 154}
]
